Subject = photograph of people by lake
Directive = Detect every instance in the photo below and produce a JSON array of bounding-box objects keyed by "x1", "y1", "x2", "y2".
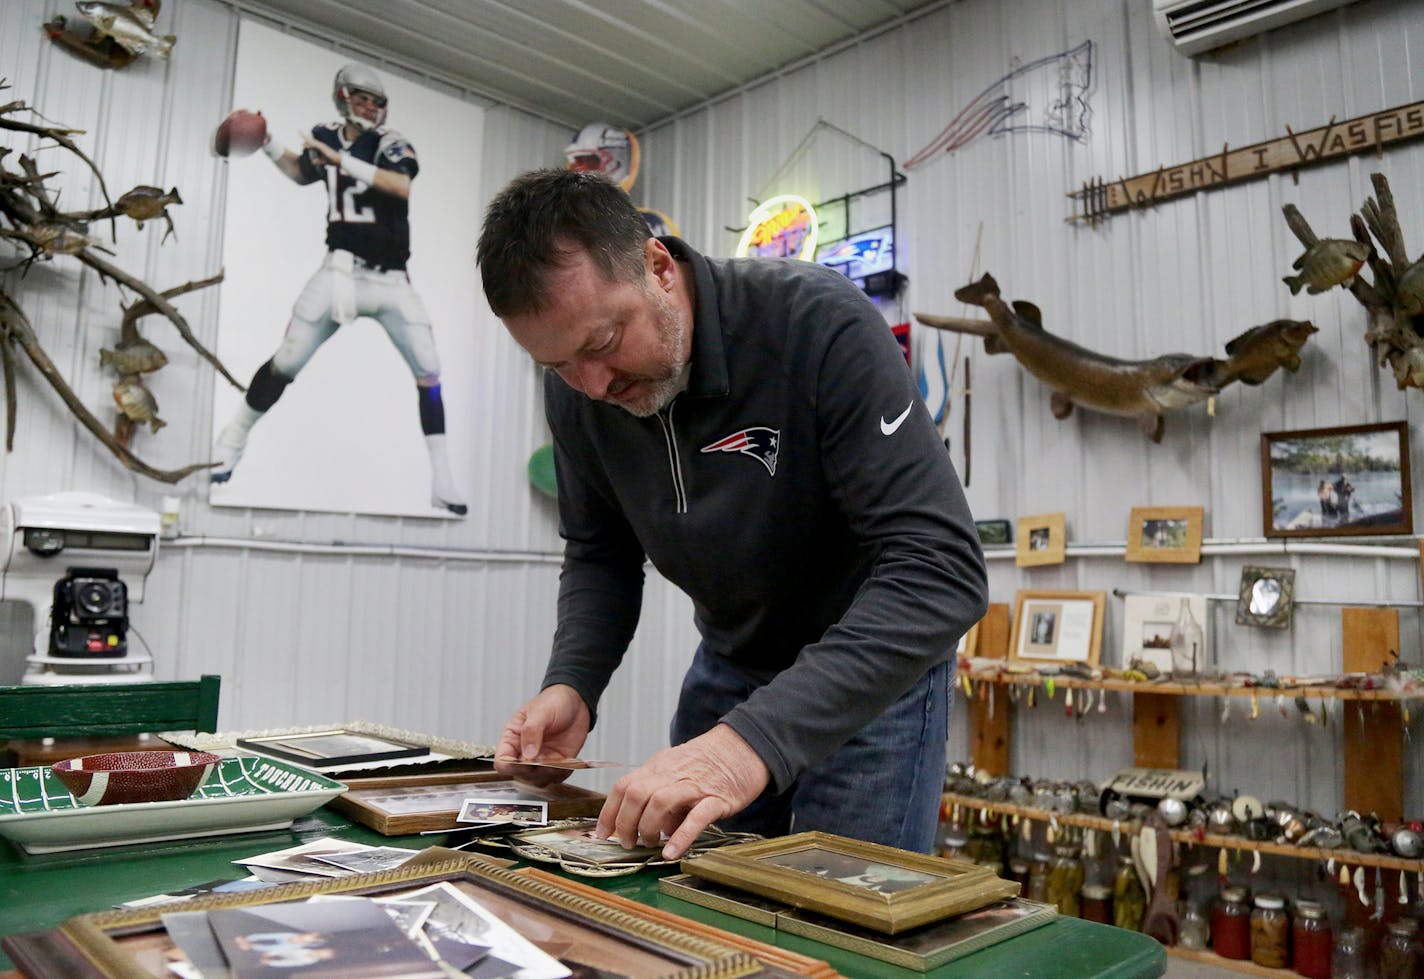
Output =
[{"x1": 1262, "y1": 421, "x2": 1412, "y2": 538}]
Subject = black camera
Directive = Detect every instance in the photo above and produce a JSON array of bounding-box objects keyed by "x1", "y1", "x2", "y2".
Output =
[{"x1": 49, "y1": 567, "x2": 129, "y2": 658}]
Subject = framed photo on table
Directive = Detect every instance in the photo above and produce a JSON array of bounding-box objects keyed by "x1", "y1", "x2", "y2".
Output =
[
  {"x1": 2, "y1": 856, "x2": 760, "y2": 979},
  {"x1": 1125, "y1": 506, "x2": 1204, "y2": 564},
  {"x1": 1261, "y1": 420, "x2": 1412, "y2": 538},
  {"x1": 1008, "y1": 590, "x2": 1106, "y2": 667},
  {"x1": 1121, "y1": 593, "x2": 1209, "y2": 673},
  {"x1": 327, "y1": 772, "x2": 603, "y2": 834},
  {"x1": 234, "y1": 728, "x2": 429, "y2": 766},
  {"x1": 679, "y1": 831, "x2": 1017, "y2": 934},
  {"x1": 1016, "y1": 512, "x2": 1066, "y2": 567}
]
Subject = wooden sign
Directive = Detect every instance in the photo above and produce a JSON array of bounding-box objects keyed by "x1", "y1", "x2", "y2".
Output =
[{"x1": 1069, "y1": 100, "x2": 1424, "y2": 224}]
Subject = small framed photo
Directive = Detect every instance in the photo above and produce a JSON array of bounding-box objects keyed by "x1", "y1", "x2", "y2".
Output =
[
  {"x1": 1261, "y1": 420, "x2": 1412, "y2": 538},
  {"x1": 1121, "y1": 594, "x2": 1210, "y2": 674},
  {"x1": 974, "y1": 519, "x2": 1013, "y2": 546},
  {"x1": 235, "y1": 729, "x2": 429, "y2": 767},
  {"x1": 457, "y1": 799, "x2": 547, "y2": 826},
  {"x1": 1125, "y1": 506, "x2": 1204, "y2": 564},
  {"x1": 681, "y1": 832, "x2": 1017, "y2": 934},
  {"x1": 1015, "y1": 512, "x2": 1066, "y2": 567},
  {"x1": 1236, "y1": 566, "x2": 1296, "y2": 629},
  {"x1": 1008, "y1": 590, "x2": 1105, "y2": 666}
]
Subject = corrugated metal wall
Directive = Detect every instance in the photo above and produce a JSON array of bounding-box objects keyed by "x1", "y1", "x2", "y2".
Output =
[
  {"x1": 637, "y1": 0, "x2": 1424, "y2": 815},
  {"x1": 1, "y1": 0, "x2": 1421, "y2": 813}
]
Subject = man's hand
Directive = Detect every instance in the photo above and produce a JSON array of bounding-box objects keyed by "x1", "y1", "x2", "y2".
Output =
[
  {"x1": 596, "y1": 724, "x2": 768, "y2": 861},
  {"x1": 301, "y1": 133, "x2": 341, "y2": 167},
  {"x1": 493, "y1": 685, "x2": 591, "y2": 787}
]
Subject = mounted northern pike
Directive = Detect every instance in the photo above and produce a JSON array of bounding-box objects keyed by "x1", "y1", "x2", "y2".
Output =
[{"x1": 915, "y1": 273, "x2": 1224, "y2": 442}]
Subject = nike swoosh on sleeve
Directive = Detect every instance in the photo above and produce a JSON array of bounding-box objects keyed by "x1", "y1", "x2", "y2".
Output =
[{"x1": 880, "y1": 402, "x2": 914, "y2": 435}]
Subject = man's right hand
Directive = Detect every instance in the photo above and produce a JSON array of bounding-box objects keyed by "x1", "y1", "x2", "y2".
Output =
[{"x1": 493, "y1": 684, "x2": 592, "y2": 787}]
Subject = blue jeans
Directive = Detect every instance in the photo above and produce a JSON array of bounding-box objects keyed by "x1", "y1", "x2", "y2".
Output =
[{"x1": 670, "y1": 645, "x2": 949, "y2": 853}]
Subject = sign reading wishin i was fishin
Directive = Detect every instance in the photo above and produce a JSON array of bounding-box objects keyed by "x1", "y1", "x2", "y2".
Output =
[{"x1": 1069, "y1": 100, "x2": 1424, "y2": 224}]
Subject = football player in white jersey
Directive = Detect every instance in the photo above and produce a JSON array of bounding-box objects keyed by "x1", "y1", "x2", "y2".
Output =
[{"x1": 211, "y1": 63, "x2": 466, "y2": 516}]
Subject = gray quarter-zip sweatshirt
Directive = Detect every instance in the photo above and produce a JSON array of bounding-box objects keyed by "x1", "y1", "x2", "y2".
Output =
[{"x1": 541, "y1": 237, "x2": 987, "y2": 793}]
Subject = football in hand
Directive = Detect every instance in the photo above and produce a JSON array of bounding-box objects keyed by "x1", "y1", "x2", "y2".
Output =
[{"x1": 212, "y1": 109, "x2": 267, "y2": 158}]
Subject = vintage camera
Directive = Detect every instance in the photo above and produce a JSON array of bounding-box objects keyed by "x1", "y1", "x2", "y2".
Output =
[{"x1": 48, "y1": 566, "x2": 129, "y2": 657}]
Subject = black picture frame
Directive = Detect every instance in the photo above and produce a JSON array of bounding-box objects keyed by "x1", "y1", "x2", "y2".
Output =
[{"x1": 236, "y1": 729, "x2": 429, "y2": 767}]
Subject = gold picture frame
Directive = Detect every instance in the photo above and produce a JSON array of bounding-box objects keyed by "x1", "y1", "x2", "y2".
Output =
[
  {"x1": 679, "y1": 831, "x2": 1018, "y2": 934},
  {"x1": 327, "y1": 771, "x2": 603, "y2": 834},
  {"x1": 1015, "y1": 512, "x2": 1066, "y2": 567},
  {"x1": 1008, "y1": 589, "x2": 1106, "y2": 667},
  {"x1": 1124, "y1": 506, "x2": 1204, "y2": 564},
  {"x1": 5, "y1": 856, "x2": 761, "y2": 979}
]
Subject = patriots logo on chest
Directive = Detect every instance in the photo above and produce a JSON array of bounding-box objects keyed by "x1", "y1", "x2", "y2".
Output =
[{"x1": 701, "y1": 427, "x2": 780, "y2": 476}]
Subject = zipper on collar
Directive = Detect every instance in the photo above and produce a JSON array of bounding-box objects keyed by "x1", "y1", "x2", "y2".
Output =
[{"x1": 656, "y1": 401, "x2": 688, "y2": 514}]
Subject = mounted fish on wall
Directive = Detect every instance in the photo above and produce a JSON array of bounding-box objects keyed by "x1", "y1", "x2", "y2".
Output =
[
  {"x1": 43, "y1": 0, "x2": 174, "y2": 70},
  {"x1": 1282, "y1": 172, "x2": 1424, "y2": 390},
  {"x1": 914, "y1": 273, "x2": 1316, "y2": 442}
]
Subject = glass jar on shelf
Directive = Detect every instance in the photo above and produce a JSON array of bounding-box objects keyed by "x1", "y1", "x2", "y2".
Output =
[
  {"x1": 1178, "y1": 900, "x2": 1210, "y2": 950},
  {"x1": 1026, "y1": 854, "x2": 1051, "y2": 904},
  {"x1": 1006, "y1": 857, "x2": 1030, "y2": 892},
  {"x1": 1112, "y1": 854, "x2": 1145, "y2": 932},
  {"x1": 1249, "y1": 892, "x2": 1290, "y2": 969},
  {"x1": 1211, "y1": 885, "x2": 1252, "y2": 961},
  {"x1": 1047, "y1": 844, "x2": 1085, "y2": 917},
  {"x1": 1380, "y1": 917, "x2": 1422, "y2": 979},
  {"x1": 939, "y1": 826, "x2": 969, "y2": 861},
  {"x1": 1080, "y1": 884, "x2": 1112, "y2": 924},
  {"x1": 1290, "y1": 899, "x2": 1331, "y2": 979},
  {"x1": 1331, "y1": 926, "x2": 1377, "y2": 979}
]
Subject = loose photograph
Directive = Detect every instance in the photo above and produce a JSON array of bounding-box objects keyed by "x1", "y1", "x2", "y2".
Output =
[
  {"x1": 1262, "y1": 421, "x2": 1412, "y2": 538},
  {"x1": 759, "y1": 846, "x2": 947, "y2": 895},
  {"x1": 457, "y1": 799, "x2": 547, "y2": 826}
]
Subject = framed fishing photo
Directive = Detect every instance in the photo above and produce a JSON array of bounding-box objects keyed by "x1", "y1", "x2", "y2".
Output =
[
  {"x1": 1015, "y1": 512, "x2": 1066, "y2": 567},
  {"x1": 1008, "y1": 590, "x2": 1106, "y2": 667},
  {"x1": 1261, "y1": 421, "x2": 1412, "y2": 538},
  {"x1": 1125, "y1": 506, "x2": 1204, "y2": 563},
  {"x1": 679, "y1": 831, "x2": 1017, "y2": 934}
]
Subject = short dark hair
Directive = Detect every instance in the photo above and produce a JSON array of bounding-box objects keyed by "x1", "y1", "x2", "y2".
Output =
[{"x1": 477, "y1": 169, "x2": 650, "y2": 317}]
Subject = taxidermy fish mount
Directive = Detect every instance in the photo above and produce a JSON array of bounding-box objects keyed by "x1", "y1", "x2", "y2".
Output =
[
  {"x1": 914, "y1": 272, "x2": 1315, "y2": 442},
  {"x1": 1283, "y1": 172, "x2": 1424, "y2": 390}
]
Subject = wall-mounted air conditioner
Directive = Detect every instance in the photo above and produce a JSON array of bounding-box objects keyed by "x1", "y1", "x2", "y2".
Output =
[{"x1": 1154, "y1": 0, "x2": 1360, "y2": 56}]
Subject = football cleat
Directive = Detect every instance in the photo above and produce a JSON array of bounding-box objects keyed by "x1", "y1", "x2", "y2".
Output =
[
  {"x1": 431, "y1": 493, "x2": 468, "y2": 517},
  {"x1": 208, "y1": 423, "x2": 249, "y2": 483}
]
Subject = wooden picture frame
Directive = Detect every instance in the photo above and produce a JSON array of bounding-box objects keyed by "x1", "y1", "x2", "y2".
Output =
[
  {"x1": 1015, "y1": 512, "x2": 1066, "y2": 567},
  {"x1": 1235, "y1": 566, "x2": 1296, "y2": 630},
  {"x1": 1008, "y1": 590, "x2": 1106, "y2": 667},
  {"x1": 2, "y1": 856, "x2": 761, "y2": 979},
  {"x1": 234, "y1": 728, "x2": 429, "y2": 766},
  {"x1": 327, "y1": 771, "x2": 603, "y2": 834},
  {"x1": 1124, "y1": 506, "x2": 1204, "y2": 563},
  {"x1": 679, "y1": 831, "x2": 1017, "y2": 934},
  {"x1": 974, "y1": 519, "x2": 1013, "y2": 546},
  {"x1": 1261, "y1": 420, "x2": 1413, "y2": 538}
]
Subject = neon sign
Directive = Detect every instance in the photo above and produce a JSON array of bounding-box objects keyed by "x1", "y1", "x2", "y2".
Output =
[{"x1": 735, "y1": 195, "x2": 819, "y2": 260}]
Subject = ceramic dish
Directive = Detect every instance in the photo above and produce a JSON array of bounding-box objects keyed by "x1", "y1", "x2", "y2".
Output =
[
  {"x1": 51, "y1": 750, "x2": 222, "y2": 806},
  {"x1": 0, "y1": 755, "x2": 345, "y2": 854}
]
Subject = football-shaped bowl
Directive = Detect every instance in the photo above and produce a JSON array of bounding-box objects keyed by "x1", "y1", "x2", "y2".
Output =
[
  {"x1": 212, "y1": 109, "x2": 267, "y2": 158},
  {"x1": 51, "y1": 750, "x2": 221, "y2": 806}
]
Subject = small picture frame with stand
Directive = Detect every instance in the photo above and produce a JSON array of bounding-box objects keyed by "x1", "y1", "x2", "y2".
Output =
[
  {"x1": 1125, "y1": 506, "x2": 1204, "y2": 564},
  {"x1": 1015, "y1": 513, "x2": 1066, "y2": 567},
  {"x1": 1008, "y1": 590, "x2": 1106, "y2": 666}
]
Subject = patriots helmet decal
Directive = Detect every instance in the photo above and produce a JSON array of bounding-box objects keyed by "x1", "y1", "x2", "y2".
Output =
[{"x1": 701, "y1": 427, "x2": 779, "y2": 476}]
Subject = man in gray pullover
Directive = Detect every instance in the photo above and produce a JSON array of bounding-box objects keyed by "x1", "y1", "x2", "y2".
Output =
[{"x1": 477, "y1": 169, "x2": 986, "y2": 860}]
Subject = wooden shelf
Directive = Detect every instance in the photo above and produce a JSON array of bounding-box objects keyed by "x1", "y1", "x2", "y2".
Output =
[
  {"x1": 1166, "y1": 946, "x2": 1295, "y2": 976},
  {"x1": 957, "y1": 669, "x2": 1411, "y2": 701},
  {"x1": 940, "y1": 792, "x2": 1423, "y2": 872}
]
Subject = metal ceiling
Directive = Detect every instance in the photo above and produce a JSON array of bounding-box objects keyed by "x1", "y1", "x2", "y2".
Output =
[{"x1": 228, "y1": 0, "x2": 948, "y2": 131}]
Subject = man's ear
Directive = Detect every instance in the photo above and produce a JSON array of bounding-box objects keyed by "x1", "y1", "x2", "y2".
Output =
[{"x1": 646, "y1": 238, "x2": 677, "y2": 292}]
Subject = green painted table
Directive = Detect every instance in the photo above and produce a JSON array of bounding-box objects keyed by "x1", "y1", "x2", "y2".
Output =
[{"x1": 0, "y1": 808, "x2": 1165, "y2": 978}]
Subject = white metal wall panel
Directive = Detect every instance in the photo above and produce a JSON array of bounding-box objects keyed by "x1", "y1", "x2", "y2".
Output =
[{"x1": 640, "y1": 0, "x2": 1423, "y2": 814}]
